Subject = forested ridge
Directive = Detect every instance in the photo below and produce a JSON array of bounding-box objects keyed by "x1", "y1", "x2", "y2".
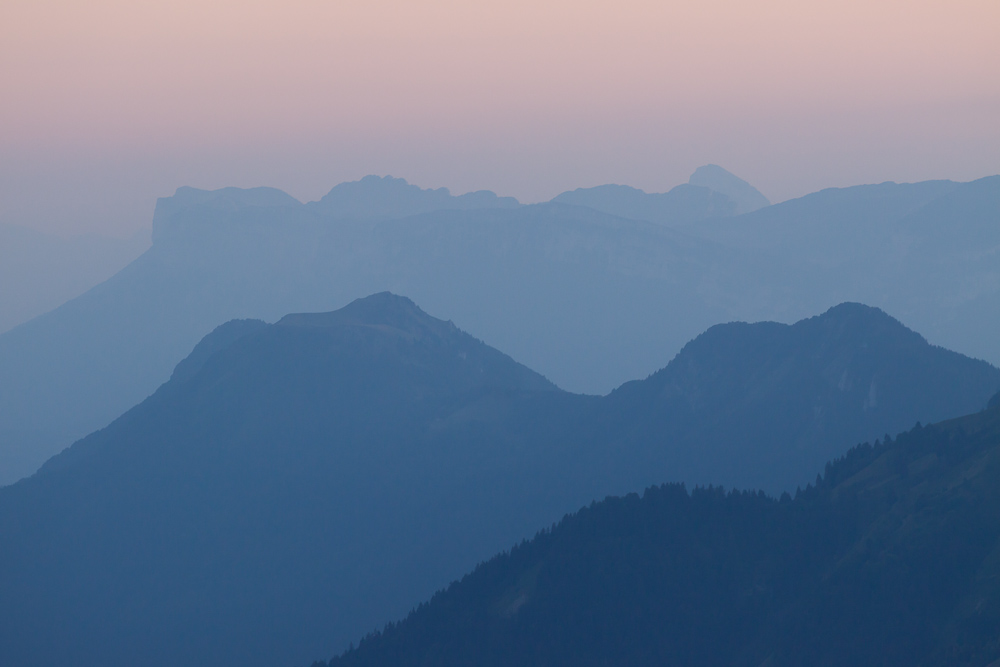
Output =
[{"x1": 319, "y1": 399, "x2": 1000, "y2": 667}]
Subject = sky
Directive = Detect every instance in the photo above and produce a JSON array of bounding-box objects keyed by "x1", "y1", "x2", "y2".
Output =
[{"x1": 2, "y1": 0, "x2": 998, "y2": 236}]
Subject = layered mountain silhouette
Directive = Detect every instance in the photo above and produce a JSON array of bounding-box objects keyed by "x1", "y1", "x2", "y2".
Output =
[
  {"x1": 324, "y1": 403, "x2": 1000, "y2": 667},
  {"x1": 0, "y1": 293, "x2": 572, "y2": 667},
  {"x1": 2, "y1": 172, "x2": 999, "y2": 486},
  {"x1": 599, "y1": 302, "x2": 1000, "y2": 492},
  {"x1": 697, "y1": 175, "x2": 1000, "y2": 365},
  {"x1": 0, "y1": 293, "x2": 996, "y2": 667},
  {"x1": 0, "y1": 190, "x2": 742, "y2": 484}
]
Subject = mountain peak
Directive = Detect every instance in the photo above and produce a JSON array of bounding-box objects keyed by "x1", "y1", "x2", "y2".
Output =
[
  {"x1": 610, "y1": 301, "x2": 999, "y2": 492},
  {"x1": 324, "y1": 174, "x2": 451, "y2": 200},
  {"x1": 310, "y1": 175, "x2": 519, "y2": 219},
  {"x1": 688, "y1": 165, "x2": 770, "y2": 214},
  {"x1": 276, "y1": 292, "x2": 459, "y2": 343},
  {"x1": 801, "y1": 302, "x2": 925, "y2": 346},
  {"x1": 813, "y1": 301, "x2": 897, "y2": 324}
]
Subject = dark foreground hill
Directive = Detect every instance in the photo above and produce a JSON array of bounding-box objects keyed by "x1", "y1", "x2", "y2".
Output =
[
  {"x1": 324, "y1": 401, "x2": 1000, "y2": 667},
  {"x1": 0, "y1": 295, "x2": 996, "y2": 667}
]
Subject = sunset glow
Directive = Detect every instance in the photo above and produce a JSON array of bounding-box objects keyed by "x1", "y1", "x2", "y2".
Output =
[{"x1": 2, "y1": 0, "x2": 998, "y2": 233}]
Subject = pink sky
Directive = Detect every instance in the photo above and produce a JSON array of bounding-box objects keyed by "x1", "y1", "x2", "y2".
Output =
[{"x1": 2, "y1": 0, "x2": 998, "y2": 235}]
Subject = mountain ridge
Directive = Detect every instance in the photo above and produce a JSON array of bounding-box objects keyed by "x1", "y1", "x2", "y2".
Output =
[
  {"x1": 2, "y1": 172, "x2": 998, "y2": 490},
  {"x1": 323, "y1": 402, "x2": 1000, "y2": 667},
  {"x1": 688, "y1": 163, "x2": 770, "y2": 214},
  {"x1": 1, "y1": 294, "x2": 998, "y2": 667},
  {"x1": 550, "y1": 182, "x2": 737, "y2": 225},
  {"x1": 308, "y1": 175, "x2": 520, "y2": 220},
  {"x1": 600, "y1": 301, "x2": 1000, "y2": 492}
]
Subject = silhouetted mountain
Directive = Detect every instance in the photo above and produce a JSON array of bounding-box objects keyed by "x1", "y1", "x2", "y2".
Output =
[
  {"x1": 550, "y1": 182, "x2": 736, "y2": 225},
  {"x1": 323, "y1": 404, "x2": 1000, "y2": 667},
  {"x1": 0, "y1": 294, "x2": 581, "y2": 667},
  {"x1": 0, "y1": 222, "x2": 148, "y2": 334},
  {"x1": 0, "y1": 295, "x2": 996, "y2": 667},
  {"x1": 2, "y1": 174, "x2": 999, "y2": 486},
  {"x1": 599, "y1": 302, "x2": 1000, "y2": 492},
  {"x1": 307, "y1": 175, "x2": 519, "y2": 219},
  {"x1": 696, "y1": 176, "x2": 1000, "y2": 368},
  {"x1": 688, "y1": 164, "x2": 770, "y2": 214},
  {"x1": 0, "y1": 190, "x2": 741, "y2": 484},
  {"x1": 168, "y1": 318, "x2": 268, "y2": 384}
]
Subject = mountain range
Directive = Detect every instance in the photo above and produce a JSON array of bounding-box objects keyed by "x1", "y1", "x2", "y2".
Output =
[
  {"x1": 552, "y1": 163, "x2": 770, "y2": 222},
  {"x1": 306, "y1": 174, "x2": 519, "y2": 219},
  {"x1": 325, "y1": 396, "x2": 1000, "y2": 667},
  {"x1": 1, "y1": 168, "x2": 998, "y2": 487},
  {"x1": 0, "y1": 293, "x2": 995, "y2": 667},
  {"x1": 0, "y1": 179, "x2": 746, "y2": 484}
]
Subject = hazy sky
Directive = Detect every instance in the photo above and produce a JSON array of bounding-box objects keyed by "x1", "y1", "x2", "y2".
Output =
[{"x1": 2, "y1": 0, "x2": 998, "y2": 236}]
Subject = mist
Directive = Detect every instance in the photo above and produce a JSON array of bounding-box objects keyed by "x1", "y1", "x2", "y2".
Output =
[{"x1": 2, "y1": 2, "x2": 1000, "y2": 666}]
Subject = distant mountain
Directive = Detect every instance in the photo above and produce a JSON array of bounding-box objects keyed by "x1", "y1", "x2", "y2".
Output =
[
  {"x1": 307, "y1": 175, "x2": 519, "y2": 219},
  {"x1": 323, "y1": 404, "x2": 1000, "y2": 667},
  {"x1": 696, "y1": 178, "x2": 959, "y2": 259},
  {"x1": 0, "y1": 188, "x2": 742, "y2": 484},
  {"x1": 696, "y1": 176, "x2": 1000, "y2": 366},
  {"x1": 688, "y1": 164, "x2": 770, "y2": 214},
  {"x1": 2, "y1": 173, "x2": 999, "y2": 486},
  {"x1": 0, "y1": 294, "x2": 995, "y2": 667},
  {"x1": 0, "y1": 222, "x2": 148, "y2": 334},
  {"x1": 550, "y1": 165, "x2": 769, "y2": 223},
  {"x1": 550, "y1": 182, "x2": 736, "y2": 225}
]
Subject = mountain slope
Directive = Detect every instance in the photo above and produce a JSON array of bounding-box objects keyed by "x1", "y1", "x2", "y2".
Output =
[
  {"x1": 0, "y1": 222, "x2": 148, "y2": 334},
  {"x1": 0, "y1": 190, "x2": 742, "y2": 484},
  {"x1": 697, "y1": 178, "x2": 960, "y2": 257},
  {"x1": 882, "y1": 175, "x2": 1000, "y2": 364},
  {"x1": 0, "y1": 296, "x2": 997, "y2": 667},
  {"x1": 688, "y1": 163, "x2": 770, "y2": 214},
  {"x1": 3, "y1": 174, "x2": 998, "y2": 486},
  {"x1": 324, "y1": 403, "x2": 1000, "y2": 667},
  {"x1": 0, "y1": 293, "x2": 575, "y2": 667},
  {"x1": 694, "y1": 175, "x2": 1000, "y2": 378},
  {"x1": 600, "y1": 302, "x2": 1000, "y2": 493}
]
